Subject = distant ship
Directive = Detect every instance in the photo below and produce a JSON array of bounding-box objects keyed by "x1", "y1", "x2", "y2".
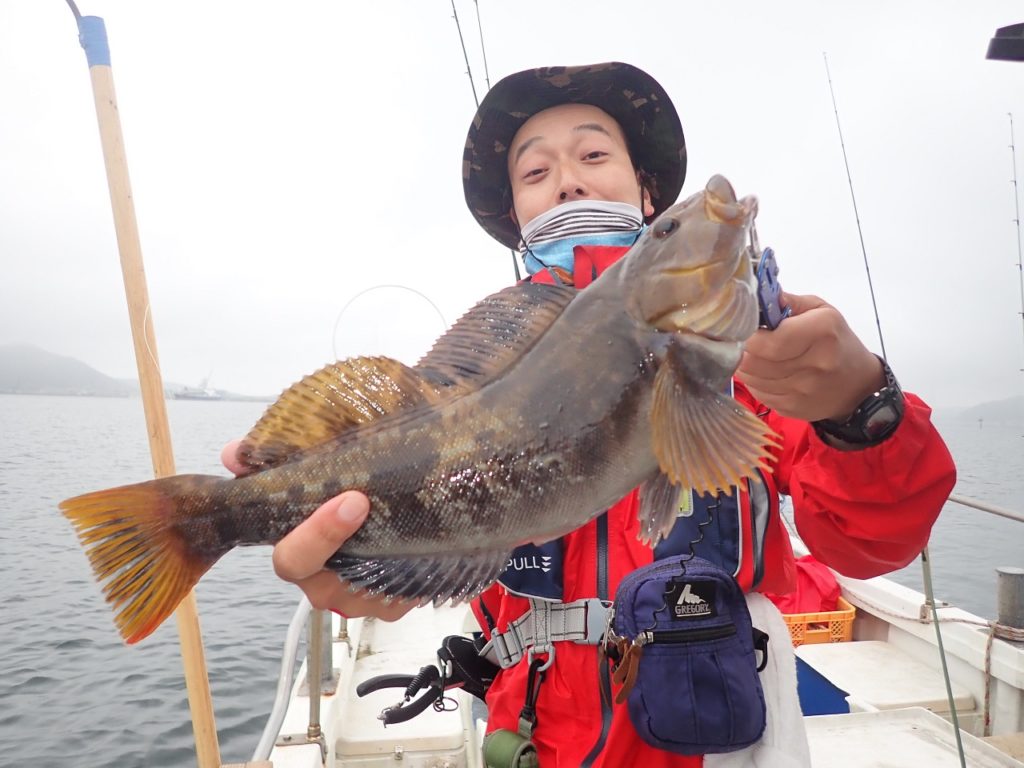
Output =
[{"x1": 172, "y1": 377, "x2": 223, "y2": 401}]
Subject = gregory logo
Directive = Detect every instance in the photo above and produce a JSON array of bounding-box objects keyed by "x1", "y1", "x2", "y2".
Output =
[
  {"x1": 666, "y1": 581, "x2": 716, "y2": 619},
  {"x1": 506, "y1": 555, "x2": 552, "y2": 573}
]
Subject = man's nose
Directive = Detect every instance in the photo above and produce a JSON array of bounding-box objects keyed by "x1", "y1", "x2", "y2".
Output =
[{"x1": 556, "y1": 164, "x2": 587, "y2": 201}]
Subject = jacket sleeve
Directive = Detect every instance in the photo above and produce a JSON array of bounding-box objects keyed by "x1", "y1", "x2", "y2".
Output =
[{"x1": 736, "y1": 381, "x2": 956, "y2": 579}]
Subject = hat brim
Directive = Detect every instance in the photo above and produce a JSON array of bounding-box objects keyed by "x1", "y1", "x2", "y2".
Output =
[{"x1": 463, "y1": 62, "x2": 686, "y2": 249}]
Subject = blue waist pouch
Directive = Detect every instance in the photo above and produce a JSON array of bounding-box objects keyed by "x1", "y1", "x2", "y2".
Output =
[{"x1": 608, "y1": 555, "x2": 769, "y2": 755}]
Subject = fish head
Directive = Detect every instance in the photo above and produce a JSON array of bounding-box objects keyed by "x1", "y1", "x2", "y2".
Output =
[{"x1": 623, "y1": 174, "x2": 759, "y2": 345}]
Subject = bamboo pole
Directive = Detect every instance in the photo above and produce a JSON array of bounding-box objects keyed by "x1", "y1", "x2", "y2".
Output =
[{"x1": 72, "y1": 12, "x2": 222, "y2": 768}]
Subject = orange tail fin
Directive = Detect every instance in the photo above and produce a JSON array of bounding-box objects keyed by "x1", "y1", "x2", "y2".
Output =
[{"x1": 59, "y1": 475, "x2": 225, "y2": 644}]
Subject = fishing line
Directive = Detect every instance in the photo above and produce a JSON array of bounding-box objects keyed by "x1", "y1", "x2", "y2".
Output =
[
  {"x1": 331, "y1": 284, "x2": 448, "y2": 363},
  {"x1": 824, "y1": 52, "x2": 966, "y2": 768}
]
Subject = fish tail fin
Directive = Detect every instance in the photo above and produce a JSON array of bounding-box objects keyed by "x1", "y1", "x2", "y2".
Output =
[{"x1": 59, "y1": 475, "x2": 227, "y2": 644}]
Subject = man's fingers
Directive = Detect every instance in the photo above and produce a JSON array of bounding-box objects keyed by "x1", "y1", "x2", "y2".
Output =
[
  {"x1": 273, "y1": 492, "x2": 370, "y2": 583},
  {"x1": 781, "y1": 291, "x2": 828, "y2": 317},
  {"x1": 221, "y1": 439, "x2": 249, "y2": 477},
  {"x1": 300, "y1": 571, "x2": 415, "y2": 621}
]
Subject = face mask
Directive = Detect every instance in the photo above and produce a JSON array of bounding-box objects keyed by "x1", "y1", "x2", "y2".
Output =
[{"x1": 519, "y1": 200, "x2": 644, "y2": 276}]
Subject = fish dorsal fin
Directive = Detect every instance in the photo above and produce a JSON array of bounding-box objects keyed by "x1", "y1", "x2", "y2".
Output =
[
  {"x1": 415, "y1": 282, "x2": 577, "y2": 390},
  {"x1": 238, "y1": 356, "x2": 443, "y2": 471}
]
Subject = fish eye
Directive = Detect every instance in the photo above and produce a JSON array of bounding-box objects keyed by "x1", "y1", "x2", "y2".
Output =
[{"x1": 653, "y1": 218, "x2": 679, "y2": 239}]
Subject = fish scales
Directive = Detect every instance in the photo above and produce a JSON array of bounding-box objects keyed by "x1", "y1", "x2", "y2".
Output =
[{"x1": 60, "y1": 174, "x2": 782, "y2": 643}]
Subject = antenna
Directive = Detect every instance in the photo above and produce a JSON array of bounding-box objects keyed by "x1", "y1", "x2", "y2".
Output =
[
  {"x1": 1008, "y1": 113, "x2": 1024, "y2": 373},
  {"x1": 823, "y1": 53, "x2": 887, "y2": 360}
]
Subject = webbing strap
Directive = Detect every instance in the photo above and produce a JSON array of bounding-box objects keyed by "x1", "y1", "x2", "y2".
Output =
[{"x1": 481, "y1": 598, "x2": 610, "y2": 669}]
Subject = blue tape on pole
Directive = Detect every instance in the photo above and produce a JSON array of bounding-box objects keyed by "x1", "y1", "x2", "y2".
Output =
[{"x1": 78, "y1": 16, "x2": 111, "y2": 68}]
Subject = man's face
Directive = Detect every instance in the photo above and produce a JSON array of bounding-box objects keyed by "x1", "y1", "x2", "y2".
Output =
[{"x1": 507, "y1": 103, "x2": 654, "y2": 230}]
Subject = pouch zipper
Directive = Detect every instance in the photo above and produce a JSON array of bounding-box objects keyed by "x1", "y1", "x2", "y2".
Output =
[{"x1": 635, "y1": 624, "x2": 736, "y2": 647}]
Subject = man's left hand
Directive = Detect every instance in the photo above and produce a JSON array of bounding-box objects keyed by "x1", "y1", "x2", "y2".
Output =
[{"x1": 736, "y1": 292, "x2": 885, "y2": 422}]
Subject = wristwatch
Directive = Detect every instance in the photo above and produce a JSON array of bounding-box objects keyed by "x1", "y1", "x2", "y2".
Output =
[{"x1": 812, "y1": 357, "x2": 905, "y2": 447}]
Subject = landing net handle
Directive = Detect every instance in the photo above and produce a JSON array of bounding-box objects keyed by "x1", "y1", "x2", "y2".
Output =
[{"x1": 72, "y1": 10, "x2": 223, "y2": 768}]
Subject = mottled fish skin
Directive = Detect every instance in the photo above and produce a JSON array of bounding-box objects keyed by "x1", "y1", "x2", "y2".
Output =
[
  {"x1": 60, "y1": 174, "x2": 776, "y2": 644},
  {"x1": 185, "y1": 175, "x2": 761, "y2": 560}
]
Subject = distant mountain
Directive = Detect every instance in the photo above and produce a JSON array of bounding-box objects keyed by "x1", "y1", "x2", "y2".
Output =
[
  {"x1": 0, "y1": 344, "x2": 271, "y2": 401},
  {"x1": 0, "y1": 344, "x2": 138, "y2": 397},
  {"x1": 958, "y1": 395, "x2": 1024, "y2": 423}
]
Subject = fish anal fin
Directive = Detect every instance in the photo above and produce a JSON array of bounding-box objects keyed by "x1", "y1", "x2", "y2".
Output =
[
  {"x1": 239, "y1": 356, "x2": 446, "y2": 471},
  {"x1": 651, "y1": 348, "x2": 781, "y2": 497},
  {"x1": 416, "y1": 282, "x2": 576, "y2": 389},
  {"x1": 325, "y1": 549, "x2": 510, "y2": 607}
]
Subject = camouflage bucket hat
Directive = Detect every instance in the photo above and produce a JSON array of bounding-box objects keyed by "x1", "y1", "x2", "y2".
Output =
[{"x1": 463, "y1": 62, "x2": 686, "y2": 249}]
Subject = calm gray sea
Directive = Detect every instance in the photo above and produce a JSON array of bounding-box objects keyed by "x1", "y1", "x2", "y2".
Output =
[{"x1": 0, "y1": 394, "x2": 1021, "y2": 767}]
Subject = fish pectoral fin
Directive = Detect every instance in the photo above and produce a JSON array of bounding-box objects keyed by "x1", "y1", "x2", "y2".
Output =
[
  {"x1": 651, "y1": 357, "x2": 781, "y2": 497},
  {"x1": 325, "y1": 549, "x2": 511, "y2": 607},
  {"x1": 416, "y1": 282, "x2": 577, "y2": 389},
  {"x1": 638, "y1": 472, "x2": 688, "y2": 547},
  {"x1": 239, "y1": 356, "x2": 446, "y2": 471}
]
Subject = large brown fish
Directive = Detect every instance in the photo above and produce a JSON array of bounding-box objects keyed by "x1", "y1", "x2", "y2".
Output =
[{"x1": 61, "y1": 175, "x2": 779, "y2": 644}]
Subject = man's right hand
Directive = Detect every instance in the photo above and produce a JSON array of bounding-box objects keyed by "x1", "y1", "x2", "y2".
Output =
[{"x1": 221, "y1": 440, "x2": 414, "y2": 621}]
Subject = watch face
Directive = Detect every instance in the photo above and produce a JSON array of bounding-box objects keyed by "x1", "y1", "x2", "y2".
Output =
[{"x1": 863, "y1": 400, "x2": 901, "y2": 441}]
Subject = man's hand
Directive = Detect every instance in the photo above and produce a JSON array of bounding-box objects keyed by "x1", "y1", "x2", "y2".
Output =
[
  {"x1": 221, "y1": 440, "x2": 414, "y2": 621},
  {"x1": 736, "y1": 292, "x2": 885, "y2": 423}
]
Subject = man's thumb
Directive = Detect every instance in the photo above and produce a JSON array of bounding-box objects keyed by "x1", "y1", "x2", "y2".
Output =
[
  {"x1": 329, "y1": 492, "x2": 370, "y2": 530},
  {"x1": 780, "y1": 291, "x2": 828, "y2": 317}
]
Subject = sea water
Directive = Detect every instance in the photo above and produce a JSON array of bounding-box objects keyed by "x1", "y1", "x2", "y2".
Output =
[{"x1": 0, "y1": 394, "x2": 1020, "y2": 767}]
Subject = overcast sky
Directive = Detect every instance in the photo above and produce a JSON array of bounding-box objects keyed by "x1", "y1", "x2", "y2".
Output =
[{"x1": 2, "y1": 1, "x2": 1023, "y2": 409}]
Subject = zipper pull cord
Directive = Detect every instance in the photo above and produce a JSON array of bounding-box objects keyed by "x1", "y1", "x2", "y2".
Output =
[{"x1": 611, "y1": 640, "x2": 643, "y2": 704}]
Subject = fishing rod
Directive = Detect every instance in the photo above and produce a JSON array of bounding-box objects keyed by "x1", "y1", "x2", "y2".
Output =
[
  {"x1": 822, "y1": 53, "x2": 887, "y2": 362},
  {"x1": 823, "y1": 52, "x2": 967, "y2": 768},
  {"x1": 1008, "y1": 113, "x2": 1024, "y2": 374},
  {"x1": 448, "y1": 1, "x2": 522, "y2": 281},
  {"x1": 450, "y1": 0, "x2": 479, "y2": 108},
  {"x1": 62, "y1": 3, "x2": 222, "y2": 766},
  {"x1": 473, "y1": 0, "x2": 492, "y2": 91}
]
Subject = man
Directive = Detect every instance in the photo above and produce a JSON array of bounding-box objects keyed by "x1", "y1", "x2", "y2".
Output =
[{"x1": 226, "y1": 62, "x2": 955, "y2": 766}]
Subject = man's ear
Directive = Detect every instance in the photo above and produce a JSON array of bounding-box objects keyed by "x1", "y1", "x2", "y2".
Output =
[{"x1": 638, "y1": 171, "x2": 655, "y2": 219}]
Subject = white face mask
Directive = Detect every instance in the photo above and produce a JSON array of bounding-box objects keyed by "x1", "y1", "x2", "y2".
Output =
[
  {"x1": 519, "y1": 199, "x2": 644, "y2": 249},
  {"x1": 518, "y1": 200, "x2": 646, "y2": 277}
]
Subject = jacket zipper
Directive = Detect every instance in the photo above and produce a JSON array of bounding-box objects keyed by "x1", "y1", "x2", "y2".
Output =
[{"x1": 634, "y1": 623, "x2": 737, "y2": 647}]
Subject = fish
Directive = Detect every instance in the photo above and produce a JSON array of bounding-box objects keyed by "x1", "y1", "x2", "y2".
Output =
[{"x1": 60, "y1": 174, "x2": 781, "y2": 644}]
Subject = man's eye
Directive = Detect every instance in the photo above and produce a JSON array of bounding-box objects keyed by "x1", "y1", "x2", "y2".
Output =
[
  {"x1": 524, "y1": 167, "x2": 545, "y2": 179},
  {"x1": 583, "y1": 151, "x2": 607, "y2": 161}
]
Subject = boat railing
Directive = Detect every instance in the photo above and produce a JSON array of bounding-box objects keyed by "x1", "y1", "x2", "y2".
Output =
[
  {"x1": 253, "y1": 599, "x2": 344, "y2": 763},
  {"x1": 251, "y1": 491, "x2": 1024, "y2": 763},
  {"x1": 947, "y1": 493, "x2": 1024, "y2": 524}
]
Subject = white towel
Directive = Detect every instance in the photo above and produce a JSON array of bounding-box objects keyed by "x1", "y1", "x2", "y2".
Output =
[{"x1": 705, "y1": 593, "x2": 811, "y2": 768}]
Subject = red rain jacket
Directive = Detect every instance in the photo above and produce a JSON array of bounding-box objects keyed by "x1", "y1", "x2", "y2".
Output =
[{"x1": 472, "y1": 244, "x2": 956, "y2": 767}]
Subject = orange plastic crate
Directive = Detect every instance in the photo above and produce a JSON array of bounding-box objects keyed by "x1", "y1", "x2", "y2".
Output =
[{"x1": 782, "y1": 596, "x2": 855, "y2": 647}]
